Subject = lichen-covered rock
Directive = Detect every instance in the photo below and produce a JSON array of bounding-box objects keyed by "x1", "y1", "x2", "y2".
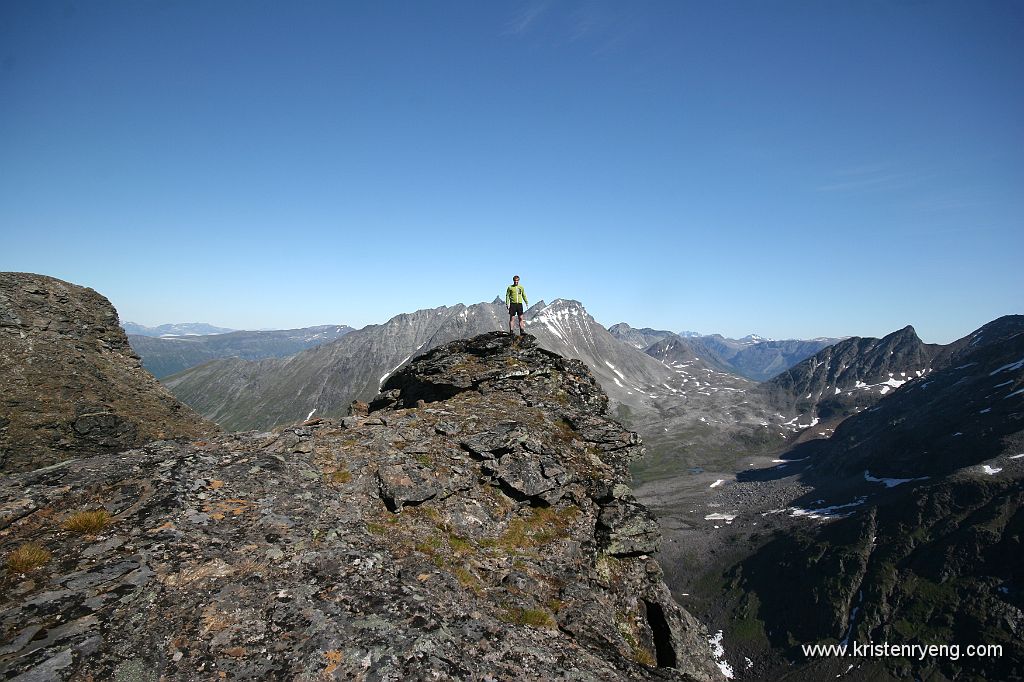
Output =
[{"x1": 0, "y1": 332, "x2": 722, "y2": 681}]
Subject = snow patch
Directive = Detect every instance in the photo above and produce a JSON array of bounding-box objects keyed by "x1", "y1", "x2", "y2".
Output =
[
  {"x1": 705, "y1": 512, "x2": 737, "y2": 521},
  {"x1": 989, "y1": 357, "x2": 1024, "y2": 375},
  {"x1": 710, "y1": 479, "x2": 726, "y2": 488},
  {"x1": 305, "y1": 408, "x2": 316, "y2": 421},
  {"x1": 864, "y1": 471, "x2": 928, "y2": 488},
  {"x1": 789, "y1": 497, "x2": 867, "y2": 520},
  {"x1": 379, "y1": 353, "x2": 414, "y2": 386},
  {"x1": 981, "y1": 465, "x2": 1002, "y2": 475},
  {"x1": 708, "y1": 630, "x2": 734, "y2": 679}
]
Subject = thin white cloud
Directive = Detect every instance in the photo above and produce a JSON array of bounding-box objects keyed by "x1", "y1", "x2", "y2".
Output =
[
  {"x1": 816, "y1": 165, "x2": 930, "y2": 193},
  {"x1": 504, "y1": 2, "x2": 549, "y2": 35}
]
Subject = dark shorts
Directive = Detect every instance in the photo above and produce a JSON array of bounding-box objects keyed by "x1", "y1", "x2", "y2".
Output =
[{"x1": 509, "y1": 302, "x2": 524, "y2": 317}]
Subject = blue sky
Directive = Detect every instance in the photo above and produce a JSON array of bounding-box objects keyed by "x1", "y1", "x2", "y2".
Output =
[{"x1": 2, "y1": 1, "x2": 1021, "y2": 343}]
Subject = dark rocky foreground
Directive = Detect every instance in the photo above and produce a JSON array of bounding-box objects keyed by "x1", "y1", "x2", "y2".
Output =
[
  {"x1": 0, "y1": 273, "x2": 213, "y2": 472},
  {"x1": 0, "y1": 332, "x2": 722, "y2": 680}
]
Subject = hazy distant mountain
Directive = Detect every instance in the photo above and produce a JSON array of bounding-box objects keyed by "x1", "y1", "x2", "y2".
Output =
[
  {"x1": 685, "y1": 334, "x2": 840, "y2": 382},
  {"x1": 607, "y1": 323, "x2": 839, "y2": 382},
  {"x1": 128, "y1": 325, "x2": 355, "y2": 378},
  {"x1": 122, "y1": 321, "x2": 237, "y2": 337},
  {"x1": 606, "y1": 323, "x2": 678, "y2": 350}
]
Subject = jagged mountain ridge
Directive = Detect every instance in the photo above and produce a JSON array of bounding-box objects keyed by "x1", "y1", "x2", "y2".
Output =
[
  {"x1": 128, "y1": 325, "x2": 355, "y2": 378},
  {"x1": 0, "y1": 273, "x2": 214, "y2": 472},
  {"x1": 0, "y1": 331, "x2": 722, "y2": 681},
  {"x1": 759, "y1": 316, "x2": 1024, "y2": 439}
]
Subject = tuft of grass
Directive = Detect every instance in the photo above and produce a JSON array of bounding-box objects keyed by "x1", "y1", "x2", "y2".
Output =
[
  {"x1": 498, "y1": 506, "x2": 580, "y2": 551},
  {"x1": 617, "y1": 618, "x2": 657, "y2": 667},
  {"x1": 415, "y1": 535, "x2": 442, "y2": 555},
  {"x1": 327, "y1": 469, "x2": 352, "y2": 485},
  {"x1": 453, "y1": 564, "x2": 484, "y2": 594},
  {"x1": 501, "y1": 607, "x2": 556, "y2": 629},
  {"x1": 448, "y1": 534, "x2": 473, "y2": 555},
  {"x1": 63, "y1": 510, "x2": 111, "y2": 535},
  {"x1": 6, "y1": 543, "x2": 51, "y2": 573},
  {"x1": 633, "y1": 646, "x2": 657, "y2": 667}
]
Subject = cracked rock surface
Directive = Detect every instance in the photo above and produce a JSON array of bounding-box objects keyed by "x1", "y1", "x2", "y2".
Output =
[{"x1": 0, "y1": 332, "x2": 721, "y2": 681}]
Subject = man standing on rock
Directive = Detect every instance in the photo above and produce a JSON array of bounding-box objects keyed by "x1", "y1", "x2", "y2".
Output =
[{"x1": 506, "y1": 275, "x2": 528, "y2": 336}]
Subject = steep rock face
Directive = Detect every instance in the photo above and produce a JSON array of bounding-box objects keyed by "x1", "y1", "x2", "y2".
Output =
[
  {"x1": 759, "y1": 326, "x2": 943, "y2": 431},
  {"x1": 0, "y1": 332, "x2": 721, "y2": 681},
  {"x1": 0, "y1": 273, "x2": 213, "y2": 472},
  {"x1": 760, "y1": 316, "x2": 1024, "y2": 441},
  {"x1": 810, "y1": 320, "x2": 1024, "y2": 481}
]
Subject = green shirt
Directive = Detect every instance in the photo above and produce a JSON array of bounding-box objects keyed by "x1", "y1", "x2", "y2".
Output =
[{"x1": 506, "y1": 284, "x2": 528, "y2": 306}]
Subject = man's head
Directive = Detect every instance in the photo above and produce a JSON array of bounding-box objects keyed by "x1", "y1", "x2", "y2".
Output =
[{"x1": 513, "y1": 275, "x2": 520, "y2": 284}]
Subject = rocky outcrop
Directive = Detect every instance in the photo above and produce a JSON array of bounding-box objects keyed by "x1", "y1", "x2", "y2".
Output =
[
  {"x1": 0, "y1": 331, "x2": 721, "y2": 680},
  {"x1": 0, "y1": 273, "x2": 213, "y2": 472}
]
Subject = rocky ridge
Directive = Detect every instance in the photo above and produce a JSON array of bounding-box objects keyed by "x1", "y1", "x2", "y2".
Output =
[
  {"x1": 0, "y1": 273, "x2": 213, "y2": 472},
  {"x1": 0, "y1": 332, "x2": 721, "y2": 680}
]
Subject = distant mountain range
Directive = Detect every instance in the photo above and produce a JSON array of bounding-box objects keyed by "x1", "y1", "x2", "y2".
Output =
[
  {"x1": 122, "y1": 321, "x2": 238, "y2": 337},
  {"x1": 607, "y1": 323, "x2": 840, "y2": 381},
  {"x1": 157, "y1": 300, "x2": 829, "y2": 480},
  {"x1": 127, "y1": 325, "x2": 355, "y2": 378}
]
